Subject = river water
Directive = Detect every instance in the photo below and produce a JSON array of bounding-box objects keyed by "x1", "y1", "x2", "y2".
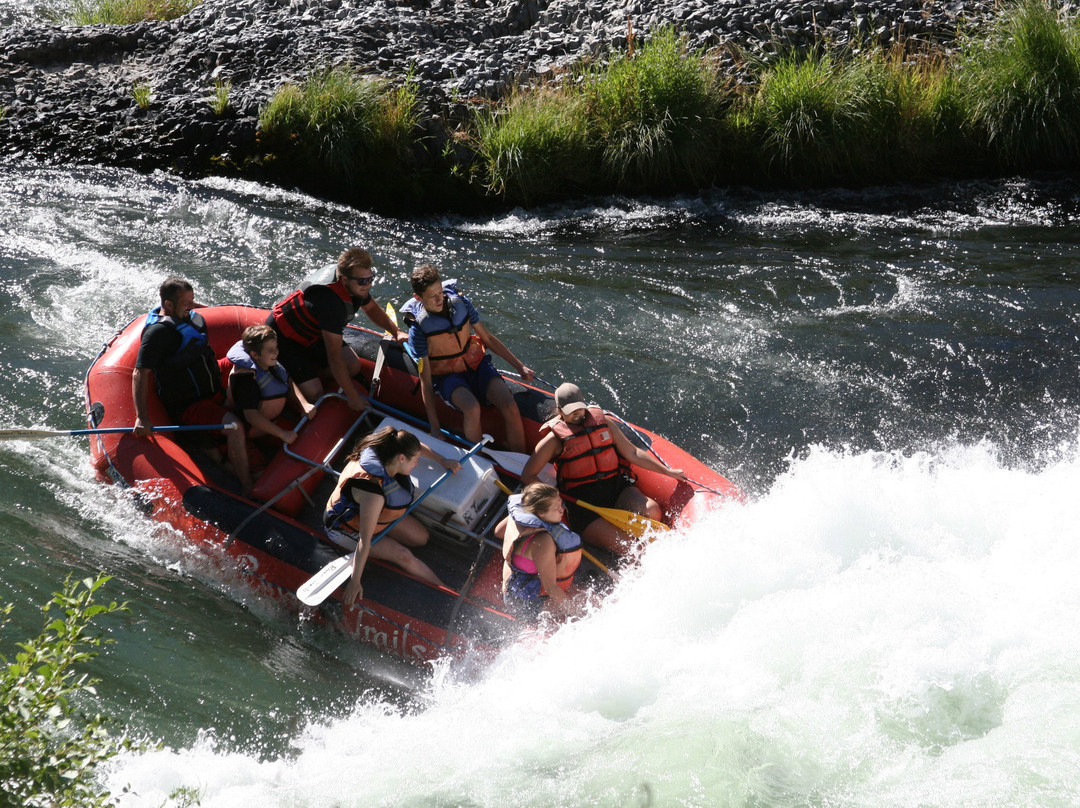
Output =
[{"x1": 1, "y1": 162, "x2": 1079, "y2": 806}]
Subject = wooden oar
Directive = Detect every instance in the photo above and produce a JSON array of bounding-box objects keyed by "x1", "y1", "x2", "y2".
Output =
[
  {"x1": 296, "y1": 435, "x2": 492, "y2": 607},
  {"x1": 492, "y1": 479, "x2": 614, "y2": 578},
  {"x1": 0, "y1": 423, "x2": 239, "y2": 441}
]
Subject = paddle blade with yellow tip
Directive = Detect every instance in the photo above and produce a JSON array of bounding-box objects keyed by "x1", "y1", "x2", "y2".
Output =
[{"x1": 564, "y1": 494, "x2": 670, "y2": 540}]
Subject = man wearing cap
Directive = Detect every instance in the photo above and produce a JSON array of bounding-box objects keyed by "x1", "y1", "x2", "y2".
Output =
[
  {"x1": 521, "y1": 383, "x2": 686, "y2": 553},
  {"x1": 267, "y1": 247, "x2": 405, "y2": 412}
]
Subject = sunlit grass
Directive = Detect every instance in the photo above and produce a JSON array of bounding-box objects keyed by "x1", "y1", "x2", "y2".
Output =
[
  {"x1": 258, "y1": 65, "x2": 418, "y2": 186},
  {"x1": 473, "y1": 28, "x2": 728, "y2": 203},
  {"x1": 473, "y1": 86, "x2": 593, "y2": 204},
  {"x1": 958, "y1": 0, "x2": 1080, "y2": 168},
  {"x1": 68, "y1": 0, "x2": 201, "y2": 25},
  {"x1": 209, "y1": 78, "x2": 231, "y2": 116}
]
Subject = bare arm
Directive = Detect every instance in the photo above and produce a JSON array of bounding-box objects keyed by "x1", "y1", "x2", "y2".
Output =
[
  {"x1": 610, "y1": 425, "x2": 685, "y2": 480},
  {"x1": 131, "y1": 368, "x2": 154, "y2": 436},
  {"x1": 242, "y1": 408, "x2": 297, "y2": 445},
  {"x1": 342, "y1": 489, "x2": 384, "y2": 605},
  {"x1": 360, "y1": 297, "x2": 406, "y2": 341},
  {"x1": 419, "y1": 441, "x2": 460, "y2": 473},
  {"x1": 473, "y1": 321, "x2": 534, "y2": 381},
  {"x1": 521, "y1": 432, "x2": 560, "y2": 485},
  {"x1": 530, "y1": 534, "x2": 575, "y2": 615},
  {"x1": 322, "y1": 330, "x2": 365, "y2": 411},
  {"x1": 288, "y1": 378, "x2": 317, "y2": 421},
  {"x1": 417, "y1": 361, "x2": 442, "y2": 439}
]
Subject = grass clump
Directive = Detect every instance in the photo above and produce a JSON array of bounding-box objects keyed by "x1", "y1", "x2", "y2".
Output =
[
  {"x1": 473, "y1": 87, "x2": 592, "y2": 205},
  {"x1": 0, "y1": 574, "x2": 136, "y2": 807},
  {"x1": 258, "y1": 65, "x2": 418, "y2": 190},
  {"x1": 472, "y1": 28, "x2": 727, "y2": 204},
  {"x1": 68, "y1": 0, "x2": 201, "y2": 25},
  {"x1": 958, "y1": 0, "x2": 1080, "y2": 168},
  {"x1": 584, "y1": 27, "x2": 727, "y2": 191},
  {"x1": 725, "y1": 41, "x2": 968, "y2": 185},
  {"x1": 209, "y1": 79, "x2": 231, "y2": 117},
  {"x1": 132, "y1": 79, "x2": 153, "y2": 109}
]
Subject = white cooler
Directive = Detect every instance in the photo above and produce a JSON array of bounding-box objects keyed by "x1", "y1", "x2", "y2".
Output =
[{"x1": 370, "y1": 416, "x2": 499, "y2": 531}]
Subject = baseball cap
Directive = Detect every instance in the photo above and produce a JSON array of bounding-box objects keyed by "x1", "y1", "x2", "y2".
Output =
[{"x1": 554, "y1": 383, "x2": 587, "y2": 413}]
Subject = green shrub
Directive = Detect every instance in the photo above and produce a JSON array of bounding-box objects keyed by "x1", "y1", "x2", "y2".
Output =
[
  {"x1": 728, "y1": 50, "x2": 880, "y2": 183},
  {"x1": 68, "y1": 0, "x2": 201, "y2": 25},
  {"x1": 258, "y1": 65, "x2": 418, "y2": 188},
  {"x1": 471, "y1": 28, "x2": 728, "y2": 203},
  {"x1": 958, "y1": 0, "x2": 1080, "y2": 168},
  {"x1": 584, "y1": 27, "x2": 726, "y2": 190},
  {"x1": 0, "y1": 574, "x2": 135, "y2": 807},
  {"x1": 473, "y1": 86, "x2": 593, "y2": 205}
]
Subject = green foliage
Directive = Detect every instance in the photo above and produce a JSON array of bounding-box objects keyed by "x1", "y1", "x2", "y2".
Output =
[
  {"x1": 67, "y1": 0, "x2": 201, "y2": 25},
  {"x1": 958, "y1": 0, "x2": 1080, "y2": 168},
  {"x1": 726, "y1": 42, "x2": 969, "y2": 184},
  {"x1": 209, "y1": 79, "x2": 231, "y2": 117},
  {"x1": 473, "y1": 87, "x2": 593, "y2": 205},
  {"x1": 472, "y1": 28, "x2": 728, "y2": 204},
  {"x1": 258, "y1": 65, "x2": 419, "y2": 188},
  {"x1": 0, "y1": 574, "x2": 135, "y2": 808},
  {"x1": 583, "y1": 27, "x2": 726, "y2": 190},
  {"x1": 132, "y1": 80, "x2": 154, "y2": 109}
]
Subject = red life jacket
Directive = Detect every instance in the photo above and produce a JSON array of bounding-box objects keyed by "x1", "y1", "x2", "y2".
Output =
[
  {"x1": 546, "y1": 406, "x2": 622, "y2": 490},
  {"x1": 270, "y1": 280, "x2": 353, "y2": 347}
]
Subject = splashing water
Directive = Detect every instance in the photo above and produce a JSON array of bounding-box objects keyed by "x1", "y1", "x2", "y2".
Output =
[{"x1": 103, "y1": 440, "x2": 1080, "y2": 807}]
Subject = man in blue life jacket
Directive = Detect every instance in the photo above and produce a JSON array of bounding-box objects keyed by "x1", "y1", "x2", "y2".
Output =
[
  {"x1": 403, "y1": 264, "x2": 534, "y2": 453},
  {"x1": 521, "y1": 382, "x2": 685, "y2": 554},
  {"x1": 132, "y1": 277, "x2": 253, "y2": 494},
  {"x1": 267, "y1": 248, "x2": 405, "y2": 413}
]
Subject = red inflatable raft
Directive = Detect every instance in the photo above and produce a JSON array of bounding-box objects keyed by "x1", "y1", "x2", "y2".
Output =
[{"x1": 84, "y1": 304, "x2": 741, "y2": 664}]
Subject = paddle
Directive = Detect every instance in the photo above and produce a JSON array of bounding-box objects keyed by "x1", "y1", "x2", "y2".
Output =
[
  {"x1": 296, "y1": 434, "x2": 493, "y2": 607},
  {"x1": 561, "y1": 490, "x2": 669, "y2": 539},
  {"x1": 602, "y1": 409, "x2": 727, "y2": 496},
  {"x1": 492, "y1": 478, "x2": 614, "y2": 579},
  {"x1": 486, "y1": 453, "x2": 668, "y2": 540},
  {"x1": 0, "y1": 423, "x2": 239, "y2": 441}
]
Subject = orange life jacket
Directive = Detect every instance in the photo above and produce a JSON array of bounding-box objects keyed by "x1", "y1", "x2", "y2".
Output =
[
  {"x1": 323, "y1": 454, "x2": 414, "y2": 533},
  {"x1": 545, "y1": 406, "x2": 622, "y2": 490},
  {"x1": 411, "y1": 298, "x2": 487, "y2": 375}
]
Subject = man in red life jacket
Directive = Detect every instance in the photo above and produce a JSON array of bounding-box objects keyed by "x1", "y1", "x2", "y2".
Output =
[
  {"x1": 132, "y1": 277, "x2": 253, "y2": 494},
  {"x1": 267, "y1": 248, "x2": 405, "y2": 412},
  {"x1": 521, "y1": 383, "x2": 685, "y2": 554}
]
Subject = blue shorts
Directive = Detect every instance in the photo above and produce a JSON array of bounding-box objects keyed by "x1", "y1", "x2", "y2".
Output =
[{"x1": 432, "y1": 355, "x2": 502, "y2": 409}]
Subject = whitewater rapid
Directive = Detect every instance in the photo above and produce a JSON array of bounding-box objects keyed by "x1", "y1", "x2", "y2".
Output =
[{"x1": 104, "y1": 439, "x2": 1080, "y2": 807}]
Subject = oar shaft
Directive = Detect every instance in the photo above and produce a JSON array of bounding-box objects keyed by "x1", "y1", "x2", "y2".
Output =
[{"x1": 0, "y1": 423, "x2": 238, "y2": 441}]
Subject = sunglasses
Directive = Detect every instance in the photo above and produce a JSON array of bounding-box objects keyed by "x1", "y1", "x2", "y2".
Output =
[{"x1": 345, "y1": 272, "x2": 376, "y2": 286}]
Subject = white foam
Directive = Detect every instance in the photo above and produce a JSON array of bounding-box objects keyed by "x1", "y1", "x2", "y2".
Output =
[{"x1": 105, "y1": 439, "x2": 1080, "y2": 806}]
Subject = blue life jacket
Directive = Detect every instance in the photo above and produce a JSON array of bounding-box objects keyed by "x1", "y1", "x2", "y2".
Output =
[
  {"x1": 504, "y1": 493, "x2": 583, "y2": 601},
  {"x1": 324, "y1": 448, "x2": 415, "y2": 533},
  {"x1": 143, "y1": 307, "x2": 220, "y2": 409},
  {"x1": 226, "y1": 340, "x2": 290, "y2": 401}
]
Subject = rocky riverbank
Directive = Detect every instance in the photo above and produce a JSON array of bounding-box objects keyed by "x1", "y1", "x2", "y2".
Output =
[{"x1": 0, "y1": 0, "x2": 1000, "y2": 208}]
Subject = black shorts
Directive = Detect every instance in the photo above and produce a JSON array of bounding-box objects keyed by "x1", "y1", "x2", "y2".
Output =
[
  {"x1": 564, "y1": 475, "x2": 630, "y2": 534},
  {"x1": 275, "y1": 335, "x2": 327, "y2": 385}
]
